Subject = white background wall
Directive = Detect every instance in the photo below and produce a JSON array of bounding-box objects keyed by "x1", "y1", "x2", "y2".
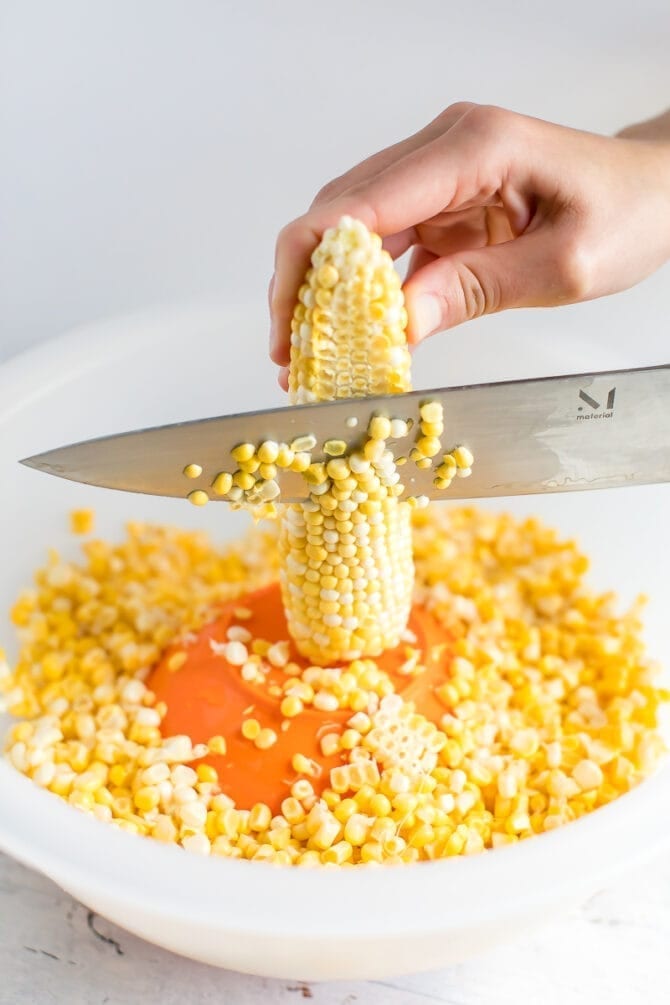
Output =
[{"x1": 2, "y1": 0, "x2": 669, "y2": 363}]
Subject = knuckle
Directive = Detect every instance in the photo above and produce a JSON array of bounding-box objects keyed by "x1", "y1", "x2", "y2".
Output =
[
  {"x1": 276, "y1": 219, "x2": 298, "y2": 255},
  {"x1": 456, "y1": 262, "x2": 500, "y2": 320},
  {"x1": 439, "y1": 100, "x2": 477, "y2": 121},
  {"x1": 275, "y1": 217, "x2": 309, "y2": 270},
  {"x1": 461, "y1": 104, "x2": 512, "y2": 142},
  {"x1": 554, "y1": 237, "x2": 594, "y2": 301},
  {"x1": 312, "y1": 178, "x2": 343, "y2": 206}
]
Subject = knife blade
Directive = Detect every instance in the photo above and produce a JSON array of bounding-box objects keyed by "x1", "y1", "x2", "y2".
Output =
[{"x1": 20, "y1": 364, "x2": 670, "y2": 503}]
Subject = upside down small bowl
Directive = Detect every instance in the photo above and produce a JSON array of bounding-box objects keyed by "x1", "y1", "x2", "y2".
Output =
[{"x1": 1, "y1": 304, "x2": 668, "y2": 980}]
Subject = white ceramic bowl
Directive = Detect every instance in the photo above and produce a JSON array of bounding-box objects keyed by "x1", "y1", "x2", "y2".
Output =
[{"x1": 1, "y1": 305, "x2": 668, "y2": 981}]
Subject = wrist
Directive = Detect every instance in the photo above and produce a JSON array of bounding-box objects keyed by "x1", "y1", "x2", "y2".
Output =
[
  {"x1": 616, "y1": 109, "x2": 670, "y2": 142},
  {"x1": 615, "y1": 116, "x2": 670, "y2": 213}
]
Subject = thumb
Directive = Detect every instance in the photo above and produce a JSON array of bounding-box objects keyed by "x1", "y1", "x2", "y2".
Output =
[{"x1": 404, "y1": 231, "x2": 564, "y2": 342}]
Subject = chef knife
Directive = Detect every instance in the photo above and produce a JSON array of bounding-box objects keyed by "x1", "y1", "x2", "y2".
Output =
[{"x1": 20, "y1": 364, "x2": 670, "y2": 503}]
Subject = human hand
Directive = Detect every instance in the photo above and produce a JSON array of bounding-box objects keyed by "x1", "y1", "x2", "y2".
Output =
[{"x1": 269, "y1": 103, "x2": 670, "y2": 385}]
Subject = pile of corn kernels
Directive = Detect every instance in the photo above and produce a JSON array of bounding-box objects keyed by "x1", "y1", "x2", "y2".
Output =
[{"x1": 1, "y1": 506, "x2": 666, "y2": 865}]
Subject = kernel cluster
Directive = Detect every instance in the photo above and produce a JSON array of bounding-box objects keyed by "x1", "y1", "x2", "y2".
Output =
[{"x1": 2, "y1": 506, "x2": 665, "y2": 865}]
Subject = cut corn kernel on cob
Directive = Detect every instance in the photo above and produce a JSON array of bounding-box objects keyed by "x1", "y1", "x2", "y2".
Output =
[
  {"x1": 288, "y1": 218, "x2": 411, "y2": 403},
  {"x1": 279, "y1": 216, "x2": 414, "y2": 664}
]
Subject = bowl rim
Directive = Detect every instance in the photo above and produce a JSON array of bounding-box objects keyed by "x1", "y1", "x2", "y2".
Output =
[
  {"x1": 2, "y1": 758, "x2": 669, "y2": 937},
  {"x1": 1, "y1": 303, "x2": 669, "y2": 938}
]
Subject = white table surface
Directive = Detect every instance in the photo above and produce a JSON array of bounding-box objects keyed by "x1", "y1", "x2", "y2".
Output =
[
  {"x1": 2, "y1": 849, "x2": 669, "y2": 1005},
  {"x1": 2, "y1": 1, "x2": 670, "y2": 1001}
]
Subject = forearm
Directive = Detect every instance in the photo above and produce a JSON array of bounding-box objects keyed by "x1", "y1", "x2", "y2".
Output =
[{"x1": 617, "y1": 108, "x2": 670, "y2": 142}]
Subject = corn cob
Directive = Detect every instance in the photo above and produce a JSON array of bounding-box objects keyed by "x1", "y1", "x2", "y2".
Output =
[{"x1": 279, "y1": 216, "x2": 414, "y2": 664}]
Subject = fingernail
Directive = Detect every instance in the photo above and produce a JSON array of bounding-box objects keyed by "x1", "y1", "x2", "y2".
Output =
[{"x1": 412, "y1": 294, "x2": 443, "y2": 341}]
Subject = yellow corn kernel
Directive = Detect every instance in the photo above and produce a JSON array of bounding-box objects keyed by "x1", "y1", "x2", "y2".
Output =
[
  {"x1": 324, "y1": 439, "x2": 347, "y2": 457},
  {"x1": 70, "y1": 509, "x2": 95, "y2": 535},
  {"x1": 109, "y1": 764, "x2": 128, "y2": 788},
  {"x1": 280, "y1": 797, "x2": 305, "y2": 824},
  {"x1": 241, "y1": 718, "x2": 261, "y2": 741},
  {"x1": 291, "y1": 779, "x2": 315, "y2": 804},
  {"x1": 369, "y1": 793, "x2": 392, "y2": 817},
  {"x1": 291, "y1": 433, "x2": 318, "y2": 452},
  {"x1": 280, "y1": 695, "x2": 304, "y2": 718},
  {"x1": 344, "y1": 813, "x2": 369, "y2": 846},
  {"x1": 297, "y1": 850, "x2": 322, "y2": 867},
  {"x1": 211, "y1": 471, "x2": 233, "y2": 496},
  {"x1": 416, "y1": 436, "x2": 441, "y2": 458},
  {"x1": 304, "y1": 462, "x2": 328, "y2": 486},
  {"x1": 406, "y1": 822, "x2": 433, "y2": 848},
  {"x1": 287, "y1": 451, "x2": 309, "y2": 474},
  {"x1": 325, "y1": 458, "x2": 350, "y2": 481},
  {"x1": 249, "y1": 802, "x2": 272, "y2": 831},
  {"x1": 133, "y1": 786, "x2": 161, "y2": 812},
  {"x1": 320, "y1": 732, "x2": 341, "y2": 757},
  {"x1": 208, "y1": 735, "x2": 227, "y2": 755},
  {"x1": 274, "y1": 444, "x2": 295, "y2": 468},
  {"x1": 183, "y1": 463, "x2": 203, "y2": 479},
  {"x1": 153, "y1": 816, "x2": 178, "y2": 843},
  {"x1": 258, "y1": 463, "x2": 277, "y2": 481},
  {"x1": 254, "y1": 728, "x2": 278, "y2": 750},
  {"x1": 452, "y1": 446, "x2": 474, "y2": 469},
  {"x1": 311, "y1": 817, "x2": 342, "y2": 851},
  {"x1": 340, "y1": 729, "x2": 361, "y2": 750},
  {"x1": 368, "y1": 415, "x2": 392, "y2": 441},
  {"x1": 322, "y1": 840, "x2": 353, "y2": 864},
  {"x1": 256, "y1": 440, "x2": 278, "y2": 464},
  {"x1": 291, "y1": 752, "x2": 316, "y2": 775},
  {"x1": 167, "y1": 650, "x2": 187, "y2": 672},
  {"x1": 232, "y1": 470, "x2": 256, "y2": 491},
  {"x1": 418, "y1": 401, "x2": 441, "y2": 422},
  {"x1": 238, "y1": 457, "x2": 260, "y2": 474},
  {"x1": 360, "y1": 841, "x2": 384, "y2": 864},
  {"x1": 572, "y1": 759, "x2": 604, "y2": 791},
  {"x1": 196, "y1": 763, "x2": 218, "y2": 784},
  {"x1": 231, "y1": 443, "x2": 255, "y2": 463}
]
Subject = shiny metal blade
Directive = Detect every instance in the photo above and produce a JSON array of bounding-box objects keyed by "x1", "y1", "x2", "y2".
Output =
[{"x1": 21, "y1": 365, "x2": 670, "y2": 503}]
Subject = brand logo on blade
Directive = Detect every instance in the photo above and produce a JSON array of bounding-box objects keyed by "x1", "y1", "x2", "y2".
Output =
[{"x1": 576, "y1": 387, "x2": 616, "y2": 421}]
